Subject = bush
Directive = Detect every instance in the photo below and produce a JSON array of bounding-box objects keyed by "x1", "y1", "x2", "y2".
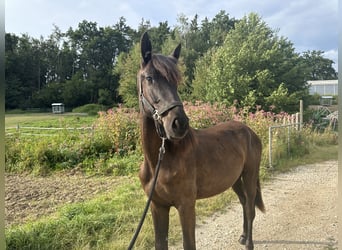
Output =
[
  {"x1": 95, "y1": 108, "x2": 140, "y2": 156},
  {"x1": 72, "y1": 104, "x2": 106, "y2": 116},
  {"x1": 184, "y1": 101, "x2": 232, "y2": 128},
  {"x1": 5, "y1": 102, "x2": 337, "y2": 176},
  {"x1": 5, "y1": 108, "x2": 140, "y2": 175}
]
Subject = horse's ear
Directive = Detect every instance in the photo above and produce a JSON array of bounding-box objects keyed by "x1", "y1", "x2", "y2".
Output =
[
  {"x1": 171, "y1": 43, "x2": 181, "y2": 61},
  {"x1": 141, "y1": 32, "x2": 152, "y2": 65}
]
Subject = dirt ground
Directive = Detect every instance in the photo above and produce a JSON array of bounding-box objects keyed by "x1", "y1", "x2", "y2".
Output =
[
  {"x1": 5, "y1": 171, "x2": 128, "y2": 228},
  {"x1": 5, "y1": 161, "x2": 338, "y2": 250}
]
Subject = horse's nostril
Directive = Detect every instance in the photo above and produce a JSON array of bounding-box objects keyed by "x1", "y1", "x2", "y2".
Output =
[
  {"x1": 172, "y1": 118, "x2": 180, "y2": 130},
  {"x1": 172, "y1": 117, "x2": 189, "y2": 133}
]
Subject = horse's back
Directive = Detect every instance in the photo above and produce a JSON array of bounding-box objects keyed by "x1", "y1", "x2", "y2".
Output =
[{"x1": 193, "y1": 120, "x2": 260, "y2": 147}]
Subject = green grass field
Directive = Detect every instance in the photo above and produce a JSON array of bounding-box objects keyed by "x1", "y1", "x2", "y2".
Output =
[{"x1": 5, "y1": 113, "x2": 96, "y2": 128}]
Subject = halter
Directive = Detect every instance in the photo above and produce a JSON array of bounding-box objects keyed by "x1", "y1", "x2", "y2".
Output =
[{"x1": 139, "y1": 75, "x2": 183, "y2": 139}]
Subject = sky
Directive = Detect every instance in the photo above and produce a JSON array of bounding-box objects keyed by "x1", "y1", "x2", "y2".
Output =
[{"x1": 5, "y1": 0, "x2": 339, "y2": 70}]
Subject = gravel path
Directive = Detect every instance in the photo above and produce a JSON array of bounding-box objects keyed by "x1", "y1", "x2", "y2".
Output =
[{"x1": 171, "y1": 161, "x2": 338, "y2": 250}]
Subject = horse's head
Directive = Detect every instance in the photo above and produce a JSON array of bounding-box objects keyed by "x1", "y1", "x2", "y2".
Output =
[{"x1": 138, "y1": 32, "x2": 189, "y2": 140}]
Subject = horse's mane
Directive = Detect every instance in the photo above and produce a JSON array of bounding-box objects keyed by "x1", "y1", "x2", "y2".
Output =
[{"x1": 151, "y1": 54, "x2": 182, "y2": 86}]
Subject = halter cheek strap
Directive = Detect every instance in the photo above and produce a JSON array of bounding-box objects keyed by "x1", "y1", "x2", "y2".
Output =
[{"x1": 139, "y1": 76, "x2": 183, "y2": 139}]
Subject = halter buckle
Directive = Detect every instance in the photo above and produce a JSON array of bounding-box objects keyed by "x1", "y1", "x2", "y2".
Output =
[{"x1": 152, "y1": 110, "x2": 162, "y2": 121}]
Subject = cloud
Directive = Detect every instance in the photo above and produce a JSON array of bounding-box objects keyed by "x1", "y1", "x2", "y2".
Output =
[
  {"x1": 263, "y1": 0, "x2": 338, "y2": 52},
  {"x1": 323, "y1": 50, "x2": 338, "y2": 71},
  {"x1": 5, "y1": 0, "x2": 338, "y2": 68}
]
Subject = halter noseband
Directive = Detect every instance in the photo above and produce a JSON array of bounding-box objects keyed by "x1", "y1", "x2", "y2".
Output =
[{"x1": 139, "y1": 76, "x2": 183, "y2": 139}]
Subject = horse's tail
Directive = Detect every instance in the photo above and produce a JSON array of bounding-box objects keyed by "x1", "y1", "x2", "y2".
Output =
[{"x1": 255, "y1": 178, "x2": 266, "y2": 213}]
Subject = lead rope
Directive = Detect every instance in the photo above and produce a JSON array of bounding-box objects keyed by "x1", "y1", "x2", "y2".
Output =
[{"x1": 127, "y1": 137, "x2": 166, "y2": 250}]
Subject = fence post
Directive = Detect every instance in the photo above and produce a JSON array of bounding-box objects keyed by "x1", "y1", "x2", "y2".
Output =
[
  {"x1": 287, "y1": 125, "x2": 290, "y2": 155},
  {"x1": 299, "y1": 100, "x2": 303, "y2": 131},
  {"x1": 268, "y1": 126, "x2": 273, "y2": 168}
]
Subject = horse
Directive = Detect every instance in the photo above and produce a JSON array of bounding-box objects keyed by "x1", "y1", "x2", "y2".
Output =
[{"x1": 137, "y1": 32, "x2": 265, "y2": 250}]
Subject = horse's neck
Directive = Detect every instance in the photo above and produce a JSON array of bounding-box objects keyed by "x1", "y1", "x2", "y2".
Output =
[{"x1": 141, "y1": 114, "x2": 162, "y2": 165}]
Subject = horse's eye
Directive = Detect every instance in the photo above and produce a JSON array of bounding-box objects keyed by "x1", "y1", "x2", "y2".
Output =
[{"x1": 145, "y1": 76, "x2": 153, "y2": 82}]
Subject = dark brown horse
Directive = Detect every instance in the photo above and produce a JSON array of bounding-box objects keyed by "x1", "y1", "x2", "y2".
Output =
[{"x1": 138, "y1": 32, "x2": 265, "y2": 250}]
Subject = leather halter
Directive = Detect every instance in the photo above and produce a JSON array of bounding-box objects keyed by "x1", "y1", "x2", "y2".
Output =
[{"x1": 139, "y1": 75, "x2": 183, "y2": 139}]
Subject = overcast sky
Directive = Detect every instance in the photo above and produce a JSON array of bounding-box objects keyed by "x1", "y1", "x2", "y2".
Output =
[{"x1": 5, "y1": 0, "x2": 338, "y2": 70}]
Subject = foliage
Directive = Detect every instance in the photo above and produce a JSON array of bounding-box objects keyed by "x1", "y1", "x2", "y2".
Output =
[
  {"x1": 264, "y1": 83, "x2": 299, "y2": 113},
  {"x1": 192, "y1": 13, "x2": 311, "y2": 112},
  {"x1": 72, "y1": 104, "x2": 106, "y2": 116},
  {"x1": 115, "y1": 43, "x2": 141, "y2": 108},
  {"x1": 301, "y1": 50, "x2": 337, "y2": 80},
  {"x1": 5, "y1": 19, "x2": 135, "y2": 110},
  {"x1": 160, "y1": 11, "x2": 236, "y2": 97},
  {"x1": 5, "y1": 109, "x2": 140, "y2": 175},
  {"x1": 95, "y1": 108, "x2": 140, "y2": 156},
  {"x1": 5, "y1": 101, "x2": 338, "y2": 176},
  {"x1": 184, "y1": 101, "x2": 232, "y2": 128},
  {"x1": 6, "y1": 12, "x2": 337, "y2": 112}
]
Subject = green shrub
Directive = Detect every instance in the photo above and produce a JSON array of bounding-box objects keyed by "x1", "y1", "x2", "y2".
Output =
[
  {"x1": 5, "y1": 109, "x2": 26, "y2": 114},
  {"x1": 95, "y1": 108, "x2": 140, "y2": 156},
  {"x1": 184, "y1": 101, "x2": 233, "y2": 128},
  {"x1": 5, "y1": 108, "x2": 141, "y2": 175},
  {"x1": 5, "y1": 103, "x2": 338, "y2": 176},
  {"x1": 72, "y1": 104, "x2": 106, "y2": 116}
]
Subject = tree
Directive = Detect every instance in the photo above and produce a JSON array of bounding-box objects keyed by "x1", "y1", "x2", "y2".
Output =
[
  {"x1": 173, "y1": 11, "x2": 236, "y2": 96},
  {"x1": 301, "y1": 50, "x2": 337, "y2": 80},
  {"x1": 160, "y1": 33, "x2": 188, "y2": 99},
  {"x1": 192, "y1": 13, "x2": 308, "y2": 112},
  {"x1": 65, "y1": 19, "x2": 134, "y2": 106},
  {"x1": 137, "y1": 20, "x2": 171, "y2": 53},
  {"x1": 62, "y1": 73, "x2": 92, "y2": 107},
  {"x1": 5, "y1": 33, "x2": 45, "y2": 109},
  {"x1": 208, "y1": 10, "x2": 236, "y2": 47},
  {"x1": 116, "y1": 43, "x2": 141, "y2": 107}
]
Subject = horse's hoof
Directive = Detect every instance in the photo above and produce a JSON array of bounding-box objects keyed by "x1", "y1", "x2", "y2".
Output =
[{"x1": 238, "y1": 235, "x2": 246, "y2": 245}]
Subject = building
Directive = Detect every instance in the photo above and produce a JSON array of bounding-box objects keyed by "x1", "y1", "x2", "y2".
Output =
[
  {"x1": 51, "y1": 103, "x2": 65, "y2": 114},
  {"x1": 308, "y1": 79, "x2": 338, "y2": 96}
]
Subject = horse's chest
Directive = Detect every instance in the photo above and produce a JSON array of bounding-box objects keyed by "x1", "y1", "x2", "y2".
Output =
[{"x1": 140, "y1": 163, "x2": 195, "y2": 205}]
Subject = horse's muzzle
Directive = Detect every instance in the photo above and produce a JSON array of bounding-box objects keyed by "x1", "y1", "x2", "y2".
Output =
[{"x1": 163, "y1": 107, "x2": 189, "y2": 140}]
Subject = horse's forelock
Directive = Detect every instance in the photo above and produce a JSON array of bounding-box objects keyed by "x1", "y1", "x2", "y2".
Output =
[{"x1": 151, "y1": 54, "x2": 182, "y2": 86}]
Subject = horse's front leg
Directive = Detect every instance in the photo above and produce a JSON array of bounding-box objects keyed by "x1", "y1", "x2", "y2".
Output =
[
  {"x1": 151, "y1": 201, "x2": 170, "y2": 250},
  {"x1": 177, "y1": 201, "x2": 196, "y2": 250}
]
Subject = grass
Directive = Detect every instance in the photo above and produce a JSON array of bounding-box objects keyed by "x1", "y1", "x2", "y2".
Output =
[
  {"x1": 5, "y1": 144, "x2": 338, "y2": 250},
  {"x1": 270, "y1": 144, "x2": 338, "y2": 173},
  {"x1": 5, "y1": 113, "x2": 96, "y2": 128},
  {"x1": 5, "y1": 112, "x2": 140, "y2": 175},
  {"x1": 5, "y1": 110, "x2": 338, "y2": 249}
]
